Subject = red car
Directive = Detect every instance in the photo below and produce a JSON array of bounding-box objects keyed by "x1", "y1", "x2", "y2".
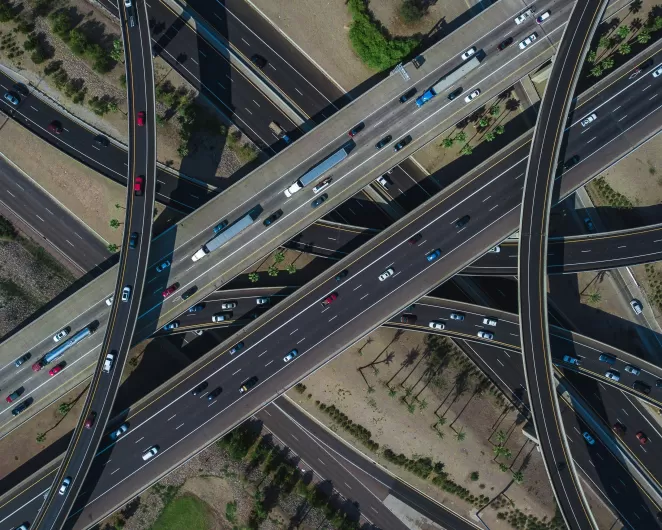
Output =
[
  {"x1": 85, "y1": 411, "x2": 97, "y2": 429},
  {"x1": 636, "y1": 431, "x2": 648, "y2": 444},
  {"x1": 137, "y1": 111, "x2": 146, "y2": 126},
  {"x1": 134, "y1": 175, "x2": 144, "y2": 196},
  {"x1": 48, "y1": 120, "x2": 63, "y2": 134},
  {"x1": 162, "y1": 283, "x2": 179, "y2": 298},
  {"x1": 321, "y1": 292, "x2": 338, "y2": 307},
  {"x1": 49, "y1": 365, "x2": 63, "y2": 377},
  {"x1": 32, "y1": 360, "x2": 44, "y2": 372}
]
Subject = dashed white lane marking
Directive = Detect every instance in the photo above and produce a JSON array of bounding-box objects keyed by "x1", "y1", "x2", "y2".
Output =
[
  {"x1": 497, "y1": 359, "x2": 504, "y2": 366},
  {"x1": 650, "y1": 94, "x2": 658, "y2": 101},
  {"x1": 167, "y1": 414, "x2": 176, "y2": 421},
  {"x1": 135, "y1": 436, "x2": 144, "y2": 444},
  {"x1": 111, "y1": 468, "x2": 120, "y2": 475},
  {"x1": 6, "y1": 190, "x2": 15, "y2": 198},
  {"x1": 66, "y1": 240, "x2": 74, "y2": 247},
  {"x1": 258, "y1": 350, "x2": 267, "y2": 357},
  {"x1": 317, "y1": 458, "x2": 325, "y2": 465},
  {"x1": 370, "y1": 507, "x2": 379, "y2": 513},
  {"x1": 295, "y1": 88, "x2": 303, "y2": 95},
  {"x1": 199, "y1": 49, "x2": 206, "y2": 57},
  {"x1": 353, "y1": 284, "x2": 362, "y2": 291},
  {"x1": 297, "y1": 338, "x2": 305, "y2": 344},
  {"x1": 586, "y1": 136, "x2": 597, "y2": 144},
  {"x1": 176, "y1": 423, "x2": 185, "y2": 430},
  {"x1": 30, "y1": 106, "x2": 38, "y2": 111},
  {"x1": 618, "y1": 114, "x2": 628, "y2": 122},
  {"x1": 232, "y1": 368, "x2": 241, "y2": 376},
  {"x1": 344, "y1": 482, "x2": 352, "y2": 489},
  {"x1": 290, "y1": 329, "x2": 298, "y2": 335},
  {"x1": 190, "y1": 58, "x2": 198, "y2": 65},
  {"x1": 329, "y1": 315, "x2": 338, "y2": 322},
  {"x1": 45, "y1": 208, "x2": 53, "y2": 215},
  {"x1": 642, "y1": 84, "x2": 652, "y2": 92},
  {"x1": 360, "y1": 293, "x2": 369, "y2": 300},
  {"x1": 74, "y1": 232, "x2": 83, "y2": 239},
  {"x1": 36, "y1": 214, "x2": 45, "y2": 222},
  {"x1": 241, "y1": 37, "x2": 250, "y2": 45},
  {"x1": 265, "y1": 360, "x2": 273, "y2": 367},
  {"x1": 253, "y1": 100, "x2": 260, "y2": 107}
]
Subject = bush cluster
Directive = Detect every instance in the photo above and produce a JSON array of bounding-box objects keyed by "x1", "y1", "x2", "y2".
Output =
[
  {"x1": 592, "y1": 176, "x2": 633, "y2": 209},
  {"x1": 316, "y1": 401, "x2": 379, "y2": 451},
  {"x1": 0, "y1": 215, "x2": 17, "y2": 240},
  {"x1": 294, "y1": 383, "x2": 307, "y2": 394}
]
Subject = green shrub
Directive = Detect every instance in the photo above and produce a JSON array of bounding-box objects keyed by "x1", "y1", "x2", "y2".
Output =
[
  {"x1": 68, "y1": 28, "x2": 88, "y2": 55},
  {"x1": 30, "y1": 46, "x2": 47, "y2": 64},
  {"x1": 49, "y1": 11, "x2": 73, "y2": 39},
  {"x1": 23, "y1": 33, "x2": 37, "y2": 51},
  {"x1": 0, "y1": 1, "x2": 15, "y2": 23},
  {"x1": 399, "y1": 0, "x2": 426, "y2": 24},
  {"x1": 0, "y1": 215, "x2": 17, "y2": 240}
]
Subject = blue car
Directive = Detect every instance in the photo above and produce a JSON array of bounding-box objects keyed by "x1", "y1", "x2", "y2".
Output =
[
  {"x1": 163, "y1": 321, "x2": 180, "y2": 331},
  {"x1": 188, "y1": 303, "x2": 204, "y2": 313},
  {"x1": 109, "y1": 422, "x2": 129, "y2": 440},
  {"x1": 3, "y1": 92, "x2": 19, "y2": 106},
  {"x1": 155, "y1": 260, "x2": 171, "y2": 272},
  {"x1": 213, "y1": 220, "x2": 228, "y2": 234},
  {"x1": 426, "y1": 249, "x2": 441, "y2": 262}
]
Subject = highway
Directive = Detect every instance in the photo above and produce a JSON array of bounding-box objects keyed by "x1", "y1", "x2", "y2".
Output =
[{"x1": 29, "y1": 1, "x2": 158, "y2": 527}]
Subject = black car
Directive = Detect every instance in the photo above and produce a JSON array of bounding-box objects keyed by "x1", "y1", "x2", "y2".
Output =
[
  {"x1": 455, "y1": 215, "x2": 471, "y2": 228},
  {"x1": 251, "y1": 54, "x2": 268, "y2": 69},
  {"x1": 182, "y1": 286, "x2": 198, "y2": 300},
  {"x1": 239, "y1": 376, "x2": 259, "y2": 394},
  {"x1": 191, "y1": 381, "x2": 208, "y2": 396},
  {"x1": 497, "y1": 37, "x2": 513, "y2": 50},
  {"x1": 561, "y1": 155, "x2": 580, "y2": 172},
  {"x1": 12, "y1": 399, "x2": 30, "y2": 416},
  {"x1": 447, "y1": 87, "x2": 463, "y2": 101},
  {"x1": 335, "y1": 269, "x2": 349, "y2": 282},
  {"x1": 263, "y1": 209, "x2": 283, "y2": 226},
  {"x1": 14, "y1": 353, "x2": 31, "y2": 367},
  {"x1": 229, "y1": 341, "x2": 245, "y2": 354},
  {"x1": 393, "y1": 135, "x2": 412, "y2": 152},
  {"x1": 94, "y1": 135, "x2": 109, "y2": 148},
  {"x1": 129, "y1": 232, "x2": 139, "y2": 249},
  {"x1": 399, "y1": 88, "x2": 417, "y2": 103},
  {"x1": 375, "y1": 135, "x2": 392, "y2": 149},
  {"x1": 311, "y1": 193, "x2": 328, "y2": 208},
  {"x1": 207, "y1": 387, "x2": 223, "y2": 401},
  {"x1": 633, "y1": 380, "x2": 651, "y2": 394},
  {"x1": 400, "y1": 314, "x2": 417, "y2": 324},
  {"x1": 409, "y1": 233, "x2": 422, "y2": 245},
  {"x1": 348, "y1": 122, "x2": 365, "y2": 137}
]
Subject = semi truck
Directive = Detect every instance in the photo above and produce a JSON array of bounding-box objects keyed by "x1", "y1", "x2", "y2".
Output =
[
  {"x1": 32, "y1": 325, "x2": 95, "y2": 371},
  {"x1": 269, "y1": 121, "x2": 291, "y2": 144},
  {"x1": 191, "y1": 212, "x2": 255, "y2": 262},
  {"x1": 415, "y1": 56, "x2": 481, "y2": 108},
  {"x1": 284, "y1": 146, "x2": 349, "y2": 197}
]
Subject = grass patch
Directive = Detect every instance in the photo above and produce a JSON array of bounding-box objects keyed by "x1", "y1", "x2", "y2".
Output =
[
  {"x1": 0, "y1": 215, "x2": 17, "y2": 241},
  {"x1": 0, "y1": 278, "x2": 29, "y2": 300},
  {"x1": 21, "y1": 238, "x2": 75, "y2": 282},
  {"x1": 150, "y1": 494, "x2": 211, "y2": 530}
]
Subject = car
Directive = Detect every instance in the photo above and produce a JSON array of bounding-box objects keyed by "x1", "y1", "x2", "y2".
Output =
[
  {"x1": 429, "y1": 321, "x2": 445, "y2": 330},
  {"x1": 497, "y1": 37, "x2": 513, "y2": 51},
  {"x1": 193, "y1": 329, "x2": 204, "y2": 336},
  {"x1": 31, "y1": 360, "x2": 44, "y2": 372},
  {"x1": 103, "y1": 353, "x2": 115, "y2": 373},
  {"x1": 129, "y1": 232, "x2": 139, "y2": 249},
  {"x1": 393, "y1": 135, "x2": 412, "y2": 152},
  {"x1": 348, "y1": 122, "x2": 365, "y2": 137},
  {"x1": 12, "y1": 400, "x2": 30, "y2": 416},
  {"x1": 477, "y1": 330, "x2": 494, "y2": 340},
  {"x1": 455, "y1": 215, "x2": 471, "y2": 228},
  {"x1": 3, "y1": 91, "x2": 20, "y2": 106},
  {"x1": 250, "y1": 54, "x2": 267, "y2": 69},
  {"x1": 163, "y1": 320, "x2": 180, "y2": 331},
  {"x1": 515, "y1": 8, "x2": 534, "y2": 24},
  {"x1": 332, "y1": 270, "x2": 349, "y2": 283},
  {"x1": 221, "y1": 301, "x2": 237, "y2": 310},
  {"x1": 489, "y1": 246, "x2": 501, "y2": 253},
  {"x1": 654, "y1": 64, "x2": 662, "y2": 78},
  {"x1": 6, "y1": 388, "x2": 23, "y2": 403},
  {"x1": 136, "y1": 111, "x2": 146, "y2": 126},
  {"x1": 106, "y1": 296, "x2": 113, "y2": 306},
  {"x1": 14, "y1": 353, "x2": 31, "y2": 367},
  {"x1": 580, "y1": 113, "x2": 597, "y2": 127},
  {"x1": 657, "y1": 379, "x2": 662, "y2": 388},
  {"x1": 399, "y1": 87, "x2": 417, "y2": 103},
  {"x1": 49, "y1": 363, "x2": 64, "y2": 376},
  {"x1": 48, "y1": 121, "x2": 63, "y2": 134},
  {"x1": 376, "y1": 175, "x2": 390, "y2": 188},
  {"x1": 239, "y1": 376, "x2": 258, "y2": 393},
  {"x1": 53, "y1": 327, "x2": 70, "y2": 342},
  {"x1": 426, "y1": 249, "x2": 442, "y2": 262},
  {"x1": 212, "y1": 313, "x2": 232, "y2": 322},
  {"x1": 142, "y1": 446, "x2": 159, "y2": 461},
  {"x1": 400, "y1": 314, "x2": 417, "y2": 324},
  {"x1": 321, "y1": 292, "x2": 338, "y2": 306},
  {"x1": 583, "y1": 217, "x2": 595, "y2": 232},
  {"x1": 633, "y1": 380, "x2": 651, "y2": 394},
  {"x1": 182, "y1": 286, "x2": 197, "y2": 300},
  {"x1": 536, "y1": 11, "x2": 551, "y2": 23},
  {"x1": 94, "y1": 135, "x2": 109, "y2": 148},
  {"x1": 311, "y1": 194, "x2": 328, "y2": 208},
  {"x1": 557, "y1": 462, "x2": 566, "y2": 471},
  {"x1": 518, "y1": 33, "x2": 537, "y2": 50},
  {"x1": 188, "y1": 303, "x2": 205, "y2": 313},
  {"x1": 599, "y1": 354, "x2": 616, "y2": 364},
  {"x1": 134, "y1": 175, "x2": 144, "y2": 196},
  {"x1": 409, "y1": 233, "x2": 423, "y2": 245},
  {"x1": 109, "y1": 422, "x2": 129, "y2": 440},
  {"x1": 612, "y1": 422, "x2": 626, "y2": 435},
  {"x1": 624, "y1": 364, "x2": 641, "y2": 375},
  {"x1": 162, "y1": 283, "x2": 179, "y2": 298},
  {"x1": 562, "y1": 155, "x2": 580, "y2": 171},
  {"x1": 122, "y1": 285, "x2": 131, "y2": 302},
  {"x1": 636, "y1": 431, "x2": 649, "y2": 444},
  {"x1": 379, "y1": 268, "x2": 395, "y2": 281},
  {"x1": 207, "y1": 387, "x2": 223, "y2": 401},
  {"x1": 630, "y1": 299, "x2": 643, "y2": 315},
  {"x1": 450, "y1": 312, "x2": 465, "y2": 321},
  {"x1": 213, "y1": 220, "x2": 229, "y2": 234},
  {"x1": 582, "y1": 432, "x2": 595, "y2": 445},
  {"x1": 283, "y1": 349, "x2": 298, "y2": 362},
  {"x1": 59, "y1": 477, "x2": 72, "y2": 495},
  {"x1": 155, "y1": 260, "x2": 171, "y2": 273},
  {"x1": 461, "y1": 47, "x2": 476, "y2": 60},
  {"x1": 375, "y1": 135, "x2": 392, "y2": 149},
  {"x1": 482, "y1": 317, "x2": 497, "y2": 326},
  {"x1": 191, "y1": 381, "x2": 209, "y2": 396},
  {"x1": 124, "y1": 0, "x2": 132, "y2": 6},
  {"x1": 256, "y1": 297, "x2": 270, "y2": 305},
  {"x1": 447, "y1": 87, "x2": 464, "y2": 101},
  {"x1": 229, "y1": 342, "x2": 244, "y2": 354},
  {"x1": 85, "y1": 411, "x2": 96, "y2": 429},
  {"x1": 263, "y1": 209, "x2": 283, "y2": 226},
  {"x1": 313, "y1": 178, "x2": 332, "y2": 194},
  {"x1": 562, "y1": 355, "x2": 580, "y2": 365},
  {"x1": 605, "y1": 370, "x2": 620, "y2": 381}
]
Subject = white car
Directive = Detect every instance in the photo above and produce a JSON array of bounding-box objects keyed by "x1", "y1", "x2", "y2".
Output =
[
  {"x1": 53, "y1": 328, "x2": 69, "y2": 342},
  {"x1": 142, "y1": 446, "x2": 159, "y2": 461},
  {"x1": 102, "y1": 353, "x2": 115, "y2": 373},
  {"x1": 482, "y1": 317, "x2": 498, "y2": 326},
  {"x1": 105, "y1": 296, "x2": 113, "y2": 306},
  {"x1": 605, "y1": 370, "x2": 620, "y2": 381},
  {"x1": 313, "y1": 178, "x2": 331, "y2": 194},
  {"x1": 489, "y1": 245, "x2": 501, "y2": 253},
  {"x1": 461, "y1": 46, "x2": 476, "y2": 60},
  {"x1": 212, "y1": 313, "x2": 231, "y2": 322},
  {"x1": 124, "y1": 0, "x2": 132, "y2": 7},
  {"x1": 630, "y1": 299, "x2": 643, "y2": 315},
  {"x1": 256, "y1": 297, "x2": 270, "y2": 305},
  {"x1": 653, "y1": 65, "x2": 662, "y2": 78},
  {"x1": 519, "y1": 33, "x2": 537, "y2": 49},
  {"x1": 537, "y1": 11, "x2": 551, "y2": 24},
  {"x1": 221, "y1": 301, "x2": 237, "y2": 310},
  {"x1": 477, "y1": 330, "x2": 494, "y2": 340},
  {"x1": 121, "y1": 285, "x2": 131, "y2": 302},
  {"x1": 580, "y1": 113, "x2": 597, "y2": 127},
  {"x1": 464, "y1": 89, "x2": 480, "y2": 103},
  {"x1": 450, "y1": 312, "x2": 465, "y2": 321},
  {"x1": 378, "y1": 268, "x2": 395, "y2": 281},
  {"x1": 193, "y1": 330, "x2": 204, "y2": 336},
  {"x1": 376, "y1": 176, "x2": 390, "y2": 188},
  {"x1": 59, "y1": 477, "x2": 72, "y2": 495},
  {"x1": 624, "y1": 364, "x2": 641, "y2": 375},
  {"x1": 283, "y1": 349, "x2": 298, "y2": 362},
  {"x1": 429, "y1": 321, "x2": 445, "y2": 330},
  {"x1": 514, "y1": 8, "x2": 534, "y2": 24}
]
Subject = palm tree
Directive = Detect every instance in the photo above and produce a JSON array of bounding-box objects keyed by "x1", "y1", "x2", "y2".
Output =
[
  {"x1": 505, "y1": 98, "x2": 520, "y2": 112},
  {"x1": 455, "y1": 429, "x2": 466, "y2": 442},
  {"x1": 442, "y1": 137, "x2": 454, "y2": 148},
  {"x1": 489, "y1": 104, "x2": 500, "y2": 117},
  {"x1": 494, "y1": 125, "x2": 505, "y2": 135},
  {"x1": 267, "y1": 265, "x2": 279, "y2": 277},
  {"x1": 388, "y1": 388, "x2": 397, "y2": 398},
  {"x1": 407, "y1": 403, "x2": 416, "y2": 414},
  {"x1": 357, "y1": 336, "x2": 373, "y2": 356},
  {"x1": 273, "y1": 251, "x2": 285, "y2": 264},
  {"x1": 115, "y1": 203, "x2": 125, "y2": 210},
  {"x1": 629, "y1": 0, "x2": 642, "y2": 15},
  {"x1": 107, "y1": 243, "x2": 118, "y2": 253},
  {"x1": 484, "y1": 132, "x2": 496, "y2": 142},
  {"x1": 586, "y1": 50, "x2": 596, "y2": 63},
  {"x1": 286, "y1": 263, "x2": 296, "y2": 274},
  {"x1": 512, "y1": 471, "x2": 524, "y2": 484},
  {"x1": 109, "y1": 219, "x2": 121, "y2": 229},
  {"x1": 248, "y1": 272, "x2": 259, "y2": 283},
  {"x1": 367, "y1": 385, "x2": 375, "y2": 394},
  {"x1": 586, "y1": 291, "x2": 602, "y2": 305},
  {"x1": 455, "y1": 131, "x2": 467, "y2": 143},
  {"x1": 601, "y1": 56, "x2": 614, "y2": 70},
  {"x1": 495, "y1": 430, "x2": 507, "y2": 445},
  {"x1": 637, "y1": 29, "x2": 651, "y2": 44},
  {"x1": 36, "y1": 432, "x2": 46, "y2": 443},
  {"x1": 619, "y1": 42, "x2": 632, "y2": 55},
  {"x1": 590, "y1": 65, "x2": 603, "y2": 78},
  {"x1": 598, "y1": 36, "x2": 610, "y2": 49},
  {"x1": 499, "y1": 463, "x2": 509, "y2": 472},
  {"x1": 617, "y1": 25, "x2": 631, "y2": 39},
  {"x1": 460, "y1": 144, "x2": 473, "y2": 156},
  {"x1": 436, "y1": 429, "x2": 445, "y2": 439},
  {"x1": 437, "y1": 417, "x2": 447, "y2": 427},
  {"x1": 419, "y1": 398, "x2": 428, "y2": 412},
  {"x1": 478, "y1": 117, "x2": 490, "y2": 128}
]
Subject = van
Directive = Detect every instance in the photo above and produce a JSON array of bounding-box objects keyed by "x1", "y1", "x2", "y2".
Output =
[{"x1": 599, "y1": 354, "x2": 616, "y2": 364}]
